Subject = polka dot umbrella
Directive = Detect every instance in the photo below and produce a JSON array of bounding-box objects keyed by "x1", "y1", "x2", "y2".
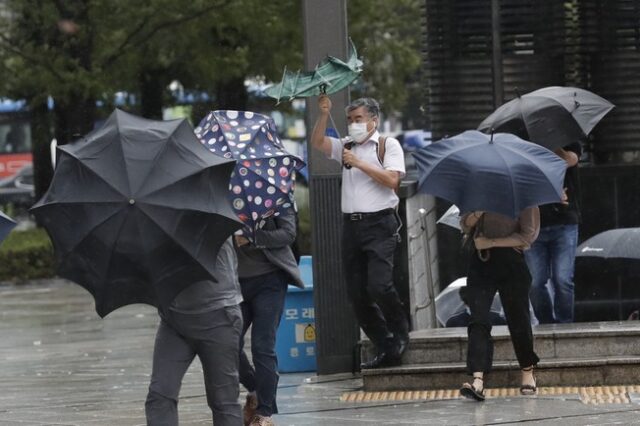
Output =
[{"x1": 194, "y1": 110, "x2": 305, "y2": 239}]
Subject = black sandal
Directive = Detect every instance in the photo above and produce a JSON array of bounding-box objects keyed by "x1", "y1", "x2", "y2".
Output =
[
  {"x1": 520, "y1": 366, "x2": 537, "y2": 395},
  {"x1": 460, "y1": 376, "x2": 485, "y2": 401}
]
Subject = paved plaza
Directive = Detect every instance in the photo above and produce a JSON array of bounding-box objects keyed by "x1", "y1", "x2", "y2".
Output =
[{"x1": 1, "y1": 280, "x2": 640, "y2": 425}]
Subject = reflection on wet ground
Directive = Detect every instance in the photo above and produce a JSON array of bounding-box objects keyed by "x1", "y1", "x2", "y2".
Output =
[{"x1": 1, "y1": 279, "x2": 640, "y2": 425}]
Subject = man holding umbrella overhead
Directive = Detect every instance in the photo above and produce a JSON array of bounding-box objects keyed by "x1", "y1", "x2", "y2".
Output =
[{"x1": 311, "y1": 94, "x2": 409, "y2": 369}]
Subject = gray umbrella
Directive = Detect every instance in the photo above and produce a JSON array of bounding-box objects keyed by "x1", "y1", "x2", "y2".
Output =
[
  {"x1": 31, "y1": 109, "x2": 242, "y2": 317},
  {"x1": 576, "y1": 228, "x2": 640, "y2": 319},
  {"x1": 576, "y1": 228, "x2": 640, "y2": 275},
  {"x1": 478, "y1": 86, "x2": 614, "y2": 151}
]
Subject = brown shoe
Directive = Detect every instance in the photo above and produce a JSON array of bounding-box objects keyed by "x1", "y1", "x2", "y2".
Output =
[
  {"x1": 248, "y1": 414, "x2": 275, "y2": 426},
  {"x1": 243, "y1": 394, "x2": 258, "y2": 426}
]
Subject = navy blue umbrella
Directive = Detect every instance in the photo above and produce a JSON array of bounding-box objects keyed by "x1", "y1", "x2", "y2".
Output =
[
  {"x1": 0, "y1": 210, "x2": 17, "y2": 243},
  {"x1": 413, "y1": 130, "x2": 567, "y2": 218}
]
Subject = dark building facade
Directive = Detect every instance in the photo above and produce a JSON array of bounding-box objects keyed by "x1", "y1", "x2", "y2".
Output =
[{"x1": 423, "y1": 0, "x2": 640, "y2": 320}]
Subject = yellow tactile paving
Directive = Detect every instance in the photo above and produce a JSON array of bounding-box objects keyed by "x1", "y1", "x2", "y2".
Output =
[{"x1": 341, "y1": 385, "x2": 640, "y2": 405}]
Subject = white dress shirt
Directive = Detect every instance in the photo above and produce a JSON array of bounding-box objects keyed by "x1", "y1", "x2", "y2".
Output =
[{"x1": 328, "y1": 131, "x2": 405, "y2": 213}]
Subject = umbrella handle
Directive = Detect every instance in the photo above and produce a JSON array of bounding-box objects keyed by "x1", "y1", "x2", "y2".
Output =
[{"x1": 320, "y1": 84, "x2": 327, "y2": 95}]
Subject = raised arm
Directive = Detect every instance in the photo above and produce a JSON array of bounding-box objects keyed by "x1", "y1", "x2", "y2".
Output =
[{"x1": 310, "y1": 95, "x2": 334, "y2": 156}]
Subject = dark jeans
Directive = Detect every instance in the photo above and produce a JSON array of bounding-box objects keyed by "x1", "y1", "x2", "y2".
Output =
[
  {"x1": 524, "y1": 224, "x2": 579, "y2": 324},
  {"x1": 239, "y1": 270, "x2": 288, "y2": 417},
  {"x1": 145, "y1": 305, "x2": 243, "y2": 426},
  {"x1": 466, "y1": 248, "x2": 539, "y2": 374},
  {"x1": 342, "y1": 211, "x2": 408, "y2": 352}
]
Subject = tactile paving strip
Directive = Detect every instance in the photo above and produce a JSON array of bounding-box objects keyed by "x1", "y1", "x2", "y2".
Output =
[{"x1": 341, "y1": 385, "x2": 640, "y2": 405}]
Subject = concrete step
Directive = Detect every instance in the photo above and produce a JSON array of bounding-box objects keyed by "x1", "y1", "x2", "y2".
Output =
[
  {"x1": 362, "y1": 355, "x2": 640, "y2": 391},
  {"x1": 362, "y1": 321, "x2": 640, "y2": 365}
]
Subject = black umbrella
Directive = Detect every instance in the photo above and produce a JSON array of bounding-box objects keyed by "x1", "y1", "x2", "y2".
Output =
[
  {"x1": 576, "y1": 228, "x2": 640, "y2": 275},
  {"x1": 31, "y1": 109, "x2": 242, "y2": 317},
  {"x1": 413, "y1": 130, "x2": 566, "y2": 218},
  {"x1": 576, "y1": 228, "x2": 640, "y2": 319},
  {"x1": 478, "y1": 86, "x2": 614, "y2": 151}
]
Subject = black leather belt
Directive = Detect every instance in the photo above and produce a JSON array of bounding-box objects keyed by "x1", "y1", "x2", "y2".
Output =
[{"x1": 344, "y1": 208, "x2": 395, "y2": 221}]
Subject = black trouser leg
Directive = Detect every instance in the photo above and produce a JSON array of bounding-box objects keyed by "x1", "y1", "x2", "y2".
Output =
[
  {"x1": 498, "y1": 253, "x2": 540, "y2": 368},
  {"x1": 465, "y1": 257, "x2": 498, "y2": 374},
  {"x1": 363, "y1": 222, "x2": 408, "y2": 339},
  {"x1": 343, "y1": 219, "x2": 391, "y2": 350},
  {"x1": 465, "y1": 249, "x2": 539, "y2": 374}
]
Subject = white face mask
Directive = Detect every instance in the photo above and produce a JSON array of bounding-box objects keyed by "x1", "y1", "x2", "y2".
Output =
[{"x1": 347, "y1": 122, "x2": 371, "y2": 143}]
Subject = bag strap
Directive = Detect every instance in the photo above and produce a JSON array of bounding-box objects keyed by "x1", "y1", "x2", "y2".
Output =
[
  {"x1": 377, "y1": 136, "x2": 387, "y2": 165},
  {"x1": 377, "y1": 135, "x2": 400, "y2": 194}
]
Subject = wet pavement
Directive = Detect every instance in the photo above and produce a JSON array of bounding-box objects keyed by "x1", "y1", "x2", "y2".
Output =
[{"x1": 1, "y1": 279, "x2": 640, "y2": 425}]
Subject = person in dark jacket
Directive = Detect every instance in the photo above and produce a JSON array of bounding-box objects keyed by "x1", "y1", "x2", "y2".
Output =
[
  {"x1": 234, "y1": 213, "x2": 303, "y2": 426},
  {"x1": 145, "y1": 237, "x2": 243, "y2": 426}
]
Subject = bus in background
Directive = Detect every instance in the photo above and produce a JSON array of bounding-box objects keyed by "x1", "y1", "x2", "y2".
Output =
[{"x1": 0, "y1": 99, "x2": 32, "y2": 179}]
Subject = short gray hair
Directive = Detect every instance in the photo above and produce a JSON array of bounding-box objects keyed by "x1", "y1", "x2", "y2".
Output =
[{"x1": 345, "y1": 97, "x2": 380, "y2": 119}]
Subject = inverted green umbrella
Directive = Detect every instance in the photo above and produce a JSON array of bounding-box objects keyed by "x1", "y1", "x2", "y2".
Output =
[{"x1": 264, "y1": 39, "x2": 362, "y2": 103}]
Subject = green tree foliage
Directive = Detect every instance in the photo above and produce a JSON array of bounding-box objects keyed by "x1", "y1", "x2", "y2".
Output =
[
  {"x1": 0, "y1": 0, "x2": 303, "y2": 132},
  {"x1": 0, "y1": 0, "x2": 302, "y2": 195},
  {"x1": 0, "y1": 0, "x2": 422, "y2": 198},
  {"x1": 348, "y1": 0, "x2": 423, "y2": 126}
]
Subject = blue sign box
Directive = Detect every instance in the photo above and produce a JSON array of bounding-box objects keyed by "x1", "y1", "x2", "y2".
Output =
[{"x1": 275, "y1": 255, "x2": 316, "y2": 373}]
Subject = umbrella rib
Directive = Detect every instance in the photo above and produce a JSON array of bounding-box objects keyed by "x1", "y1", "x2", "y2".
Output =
[
  {"x1": 130, "y1": 132, "x2": 173, "y2": 198},
  {"x1": 56, "y1": 203, "x2": 125, "y2": 257},
  {"x1": 277, "y1": 66, "x2": 287, "y2": 104},
  {"x1": 289, "y1": 69, "x2": 301, "y2": 102},
  {"x1": 138, "y1": 162, "x2": 232, "y2": 204},
  {"x1": 491, "y1": 144, "x2": 518, "y2": 216},
  {"x1": 417, "y1": 139, "x2": 471, "y2": 190},
  {"x1": 135, "y1": 205, "x2": 226, "y2": 274},
  {"x1": 500, "y1": 142, "x2": 564, "y2": 209},
  {"x1": 62, "y1": 151, "x2": 130, "y2": 201},
  {"x1": 314, "y1": 67, "x2": 332, "y2": 87}
]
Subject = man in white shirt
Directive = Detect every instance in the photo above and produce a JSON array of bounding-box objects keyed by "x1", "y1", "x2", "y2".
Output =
[{"x1": 311, "y1": 95, "x2": 409, "y2": 369}]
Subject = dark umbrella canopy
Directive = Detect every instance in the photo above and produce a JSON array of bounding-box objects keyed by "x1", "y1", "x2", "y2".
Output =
[
  {"x1": 577, "y1": 228, "x2": 640, "y2": 259},
  {"x1": 0, "y1": 210, "x2": 16, "y2": 243},
  {"x1": 576, "y1": 228, "x2": 640, "y2": 275},
  {"x1": 194, "y1": 110, "x2": 304, "y2": 238},
  {"x1": 31, "y1": 109, "x2": 242, "y2": 317},
  {"x1": 413, "y1": 130, "x2": 567, "y2": 218},
  {"x1": 576, "y1": 228, "x2": 640, "y2": 321},
  {"x1": 478, "y1": 86, "x2": 614, "y2": 151}
]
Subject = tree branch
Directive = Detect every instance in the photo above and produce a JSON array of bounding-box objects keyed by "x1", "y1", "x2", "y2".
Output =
[
  {"x1": 100, "y1": 0, "x2": 232, "y2": 68},
  {"x1": 0, "y1": 33, "x2": 65, "y2": 82}
]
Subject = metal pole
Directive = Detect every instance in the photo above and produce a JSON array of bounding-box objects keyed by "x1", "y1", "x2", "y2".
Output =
[{"x1": 302, "y1": 0, "x2": 360, "y2": 374}]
